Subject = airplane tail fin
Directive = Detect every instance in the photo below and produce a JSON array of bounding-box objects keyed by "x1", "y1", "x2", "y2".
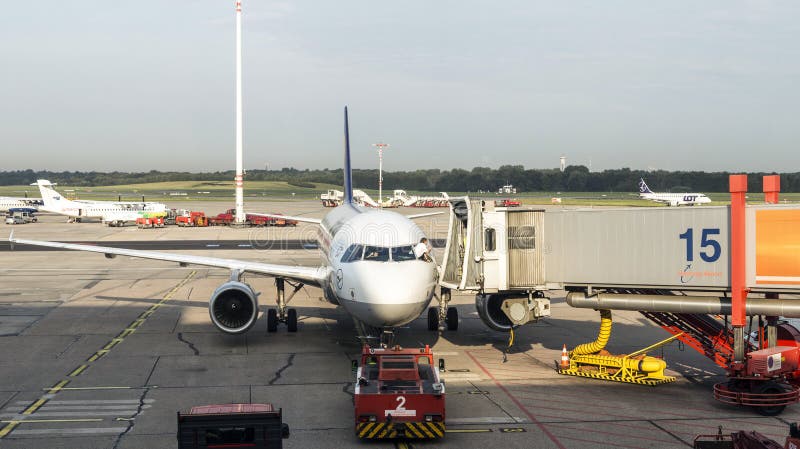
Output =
[
  {"x1": 343, "y1": 107, "x2": 354, "y2": 204},
  {"x1": 36, "y1": 180, "x2": 68, "y2": 209},
  {"x1": 638, "y1": 178, "x2": 653, "y2": 194}
]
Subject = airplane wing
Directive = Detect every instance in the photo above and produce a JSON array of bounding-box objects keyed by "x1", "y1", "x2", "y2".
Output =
[
  {"x1": 406, "y1": 211, "x2": 445, "y2": 219},
  {"x1": 246, "y1": 213, "x2": 322, "y2": 225},
  {"x1": 9, "y1": 234, "x2": 328, "y2": 286}
]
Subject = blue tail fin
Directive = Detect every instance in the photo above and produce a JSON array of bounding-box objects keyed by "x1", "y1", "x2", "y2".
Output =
[
  {"x1": 638, "y1": 178, "x2": 653, "y2": 194},
  {"x1": 343, "y1": 107, "x2": 353, "y2": 204}
]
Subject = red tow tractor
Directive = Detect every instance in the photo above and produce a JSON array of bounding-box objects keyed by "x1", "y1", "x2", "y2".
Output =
[{"x1": 353, "y1": 345, "x2": 446, "y2": 440}]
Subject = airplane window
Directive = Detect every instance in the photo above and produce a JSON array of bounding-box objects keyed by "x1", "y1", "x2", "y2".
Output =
[
  {"x1": 341, "y1": 244, "x2": 364, "y2": 263},
  {"x1": 363, "y1": 246, "x2": 389, "y2": 262},
  {"x1": 391, "y1": 246, "x2": 416, "y2": 262}
]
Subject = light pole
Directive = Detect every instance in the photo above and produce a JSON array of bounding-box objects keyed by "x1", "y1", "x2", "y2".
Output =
[{"x1": 372, "y1": 142, "x2": 390, "y2": 208}]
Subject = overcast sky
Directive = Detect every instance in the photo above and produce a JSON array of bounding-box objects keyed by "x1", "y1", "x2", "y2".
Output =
[{"x1": 1, "y1": 1, "x2": 798, "y2": 172}]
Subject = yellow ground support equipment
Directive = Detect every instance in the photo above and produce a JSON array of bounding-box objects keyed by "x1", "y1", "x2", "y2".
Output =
[{"x1": 557, "y1": 309, "x2": 681, "y2": 386}]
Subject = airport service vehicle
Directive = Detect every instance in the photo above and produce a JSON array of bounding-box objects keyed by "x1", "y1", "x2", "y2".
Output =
[
  {"x1": 11, "y1": 108, "x2": 450, "y2": 340},
  {"x1": 5, "y1": 216, "x2": 24, "y2": 225},
  {"x1": 383, "y1": 190, "x2": 450, "y2": 208},
  {"x1": 177, "y1": 403, "x2": 289, "y2": 449},
  {"x1": 136, "y1": 216, "x2": 165, "y2": 228},
  {"x1": 354, "y1": 345, "x2": 445, "y2": 440},
  {"x1": 320, "y1": 189, "x2": 379, "y2": 208},
  {"x1": 35, "y1": 179, "x2": 168, "y2": 223},
  {"x1": 494, "y1": 199, "x2": 521, "y2": 207},
  {"x1": 9, "y1": 211, "x2": 37, "y2": 223},
  {"x1": 209, "y1": 209, "x2": 297, "y2": 227},
  {"x1": 638, "y1": 178, "x2": 712, "y2": 206},
  {"x1": 176, "y1": 211, "x2": 208, "y2": 227},
  {"x1": 694, "y1": 422, "x2": 800, "y2": 449},
  {"x1": 321, "y1": 189, "x2": 342, "y2": 207}
]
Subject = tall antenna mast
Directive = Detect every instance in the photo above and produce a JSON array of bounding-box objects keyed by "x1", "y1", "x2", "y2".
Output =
[{"x1": 234, "y1": 0, "x2": 245, "y2": 224}]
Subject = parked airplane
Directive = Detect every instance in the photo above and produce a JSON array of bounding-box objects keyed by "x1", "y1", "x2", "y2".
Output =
[
  {"x1": 11, "y1": 108, "x2": 456, "y2": 338},
  {"x1": 638, "y1": 178, "x2": 711, "y2": 206},
  {"x1": 0, "y1": 196, "x2": 42, "y2": 214},
  {"x1": 35, "y1": 180, "x2": 168, "y2": 226}
]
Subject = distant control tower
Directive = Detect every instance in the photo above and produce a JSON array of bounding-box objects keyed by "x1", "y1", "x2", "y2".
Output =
[
  {"x1": 560, "y1": 156, "x2": 566, "y2": 172},
  {"x1": 234, "y1": 0, "x2": 245, "y2": 224}
]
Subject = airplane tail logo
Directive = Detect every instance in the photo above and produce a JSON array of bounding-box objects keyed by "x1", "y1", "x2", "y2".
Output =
[{"x1": 638, "y1": 178, "x2": 653, "y2": 194}]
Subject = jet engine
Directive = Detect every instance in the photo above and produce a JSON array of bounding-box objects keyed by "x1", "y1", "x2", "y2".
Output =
[
  {"x1": 475, "y1": 293, "x2": 551, "y2": 332},
  {"x1": 209, "y1": 281, "x2": 259, "y2": 334}
]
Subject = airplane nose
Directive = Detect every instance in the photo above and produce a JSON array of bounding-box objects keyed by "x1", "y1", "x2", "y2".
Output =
[{"x1": 346, "y1": 261, "x2": 436, "y2": 327}]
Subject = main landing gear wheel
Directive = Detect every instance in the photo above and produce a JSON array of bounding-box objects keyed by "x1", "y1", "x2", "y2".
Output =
[
  {"x1": 267, "y1": 309, "x2": 278, "y2": 332},
  {"x1": 287, "y1": 308, "x2": 298, "y2": 333},
  {"x1": 428, "y1": 308, "x2": 438, "y2": 331},
  {"x1": 446, "y1": 307, "x2": 459, "y2": 331}
]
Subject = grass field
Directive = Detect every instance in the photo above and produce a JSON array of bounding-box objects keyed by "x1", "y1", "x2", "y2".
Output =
[
  {"x1": 1, "y1": 182, "x2": 798, "y2": 206},
  {"x1": 0, "y1": 181, "x2": 341, "y2": 202}
]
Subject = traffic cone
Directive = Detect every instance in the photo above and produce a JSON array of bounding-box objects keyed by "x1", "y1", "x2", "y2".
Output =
[{"x1": 560, "y1": 344, "x2": 570, "y2": 369}]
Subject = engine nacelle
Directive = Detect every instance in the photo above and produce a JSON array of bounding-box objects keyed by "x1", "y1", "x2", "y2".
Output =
[
  {"x1": 209, "y1": 281, "x2": 259, "y2": 334},
  {"x1": 475, "y1": 293, "x2": 551, "y2": 332}
]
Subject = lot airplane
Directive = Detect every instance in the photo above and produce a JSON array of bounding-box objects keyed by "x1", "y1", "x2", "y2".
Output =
[
  {"x1": 11, "y1": 108, "x2": 456, "y2": 337},
  {"x1": 638, "y1": 178, "x2": 711, "y2": 206},
  {"x1": 35, "y1": 180, "x2": 168, "y2": 226},
  {"x1": 0, "y1": 196, "x2": 42, "y2": 214}
]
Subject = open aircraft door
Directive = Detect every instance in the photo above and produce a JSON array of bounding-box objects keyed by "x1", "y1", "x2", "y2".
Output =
[{"x1": 440, "y1": 198, "x2": 483, "y2": 290}]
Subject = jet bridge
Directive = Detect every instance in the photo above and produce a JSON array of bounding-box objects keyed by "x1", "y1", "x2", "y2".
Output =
[
  {"x1": 436, "y1": 175, "x2": 800, "y2": 414},
  {"x1": 438, "y1": 180, "x2": 800, "y2": 332}
]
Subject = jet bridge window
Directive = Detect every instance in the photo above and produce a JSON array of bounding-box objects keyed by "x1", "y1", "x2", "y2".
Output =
[
  {"x1": 364, "y1": 246, "x2": 390, "y2": 262},
  {"x1": 484, "y1": 228, "x2": 496, "y2": 251},
  {"x1": 508, "y1": 225, "x2": 535, "y2": 250},
  {"x1": 391, "y1": 245, "x2": 416, "y2": 262},
  {"x1": 341, "y1": 244, "x2": 364, "y2": 263}
]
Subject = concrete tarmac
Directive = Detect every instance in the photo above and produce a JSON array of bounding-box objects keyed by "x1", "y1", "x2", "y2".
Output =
[{"x1": 1, "y1": 201, "x2": 798, "y2": 448}]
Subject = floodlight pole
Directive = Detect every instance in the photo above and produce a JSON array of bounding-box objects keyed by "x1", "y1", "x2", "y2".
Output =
[
  {"x1": 372, "y1": 143, "x2": 390, "y2": 208},
  {"x1": 234, "y1": 0, "x2": 245, "y2": 224}
]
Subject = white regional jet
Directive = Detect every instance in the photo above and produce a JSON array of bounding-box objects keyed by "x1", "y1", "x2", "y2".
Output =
[
  {"x1": 10, "y1": 108, "x2": 454, "y2": 337},
  {"x1": 36, "y1": 180, "x2": 168, "y2": 226},
  {"x1": 0, "y1": 196, "x2": 42, "y2": 213},
  {"x1": 638, "y1": 178, "x2": 712, "y2": 206}
]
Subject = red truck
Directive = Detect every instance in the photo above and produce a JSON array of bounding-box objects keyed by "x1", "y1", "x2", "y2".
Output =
[
  {"x1": 495, "y1": 199, "x2": 521, "y2": 207},
  {"x1": 209, "y1": 209, "x2": 298, "y2": 227},
  {"x1": 354, "y1": 345, "x2": 445, "y2": 440},
  {"x1": 176, "y1": 211, "x2": 208, "y2": 227},
  {"x1": 136, "y1": 217, "x2": 165, "y2": 228}
]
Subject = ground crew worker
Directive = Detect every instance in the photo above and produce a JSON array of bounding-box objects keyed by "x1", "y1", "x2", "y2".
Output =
[{"x1": 414, "y1": 238, "x2": 432, "y2": 262}]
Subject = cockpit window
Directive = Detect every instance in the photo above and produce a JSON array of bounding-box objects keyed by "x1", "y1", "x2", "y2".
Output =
[
  {"x1": 391, "y1": 245, "x2": 416, "y2": 262},
  {"x1": 363, "y1": 246, "x2": 389, "y2": 262},
  {"x1": 341, "y1": 244, "x2": 364, "y2": 263}
]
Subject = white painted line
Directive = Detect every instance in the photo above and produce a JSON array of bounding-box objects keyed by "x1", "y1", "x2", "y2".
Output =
[
  {"x1": 36, "y1": 405, "x2": 152, "y2": 411},
  {"x1": 11, "y1": 427, "x2": 128, "y2": 436},
  {"x1": 1, "y1": 411, "x2": 139, "y2": 419},
  {"x1": 447, "y1": 417, "x2": 528, "y2": 425},
  {"x1": 441, "y1": 373, "x2": 482, "y2": 380},
  {"x1": 15, "y1": 400, "x2": 154, "y2": 405},
  {"x1": 435, "y1": 352, "x2": 460, "y2": 356}
]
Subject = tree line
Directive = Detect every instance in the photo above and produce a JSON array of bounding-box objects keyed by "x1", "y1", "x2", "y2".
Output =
[{"x1": 2, "y1": 167, "x2": 799, "y2": 192}]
